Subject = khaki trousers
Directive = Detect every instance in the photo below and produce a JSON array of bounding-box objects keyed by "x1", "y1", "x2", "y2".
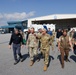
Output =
[{"x1": 60, "y1": 48, "x2": 69, "y2": 66}]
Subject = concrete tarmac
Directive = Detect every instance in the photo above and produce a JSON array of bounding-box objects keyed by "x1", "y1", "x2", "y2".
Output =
[{"x1": 0, "y1": 34, "x2": 76, "y2": 75}]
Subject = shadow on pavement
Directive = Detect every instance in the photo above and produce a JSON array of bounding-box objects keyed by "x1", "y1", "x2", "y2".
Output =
[
  {"x1": 57, "y1": 55, "x2": 62, "y2": 65},
  {"x1": 48, "y1": 55, "x2": 54, "y2": 67},
  {"x1": 37, "y1": 53, "x2": 54, "y2": 67},
  {"x1": 21, "y1": 53, "x2": 29, "y2": 62},
  {"x1": 70, "y1": 55, "x2": 76, "y2": 63},
  {"x1": 57, "y1": 54, "x2": 71, "y2": 65}
]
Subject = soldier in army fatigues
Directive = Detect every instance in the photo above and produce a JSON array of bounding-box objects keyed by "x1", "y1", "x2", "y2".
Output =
[
  {"x1": 52, "y1": 29, "x2": 56, "y2": 41},
  {"x1": 58, "y1": 29, "x2": 73, "y2": 68},
  {"x1": 51, "y1": 29, "x2": 56, "y2": 50},
  {"x1": 69, "y1": 29, "x2": 75, "y2": 45},
  {"x1": 26, "y1": 27, "x2": 39, "y2": 66},
  {"x1": 37, "y1": 28, "x2": 53, "y2": 71},
  {"x1": 37, "y1": 28, "x2": 42, "y2": 51}
]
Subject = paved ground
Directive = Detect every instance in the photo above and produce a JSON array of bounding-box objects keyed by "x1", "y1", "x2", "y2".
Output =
[{"x1": 0, "y1": 34, "x2": 76, "y2": 75}]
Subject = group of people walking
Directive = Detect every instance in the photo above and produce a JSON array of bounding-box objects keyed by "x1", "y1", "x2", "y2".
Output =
[{"x1": 9, "y1": 27, "x2": 76, "y2": 71}]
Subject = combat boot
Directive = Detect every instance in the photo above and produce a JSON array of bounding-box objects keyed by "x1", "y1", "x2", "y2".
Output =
[
  {"x1": 43, "y1": 65, "x2": 47, "y2": 71},
  {"x1": 30, "y1": 60, "x2": 34, "y2": 66}
]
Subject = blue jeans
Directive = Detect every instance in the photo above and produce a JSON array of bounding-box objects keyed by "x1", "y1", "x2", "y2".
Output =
[{"x1": 12, "y1": 44, "x2": 22, "y2": 61}]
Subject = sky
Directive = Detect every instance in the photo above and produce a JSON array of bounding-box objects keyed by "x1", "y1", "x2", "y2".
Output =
[{"x1": 0, "y1": 0, "x2": 76, "y2": 26}]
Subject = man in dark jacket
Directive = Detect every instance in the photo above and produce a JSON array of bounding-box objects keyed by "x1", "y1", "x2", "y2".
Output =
[
  {"x1": 56, "y1": 29, "x2": 63, "y2": 38},
  {"x1": 26, "y1": 28, "x2": 30, "y2": 42},
  {"x1": 56, "y1": 29, "x2": 63, "y2": 46},
  {"x1": 9, "y1": 28, "x2": 24, "y2": 65}
]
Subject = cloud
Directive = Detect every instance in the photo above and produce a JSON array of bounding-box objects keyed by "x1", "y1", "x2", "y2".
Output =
[{"x1": 0, "y1": 11, "x2": 35, "y2": 26}]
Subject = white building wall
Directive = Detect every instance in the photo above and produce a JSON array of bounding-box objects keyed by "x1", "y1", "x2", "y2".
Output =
[
  {"x1": 27, "y1": 14, "x2": 76, "y2": 29},
  {"x1": 28, "y1": 19, "x2": 32, "y2": 27},
  {"x1": 28, "y1": 14, "x2": 76, "y2": 21}
]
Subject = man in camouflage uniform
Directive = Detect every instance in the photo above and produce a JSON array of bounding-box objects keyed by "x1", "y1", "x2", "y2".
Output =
[
  {"x1": 69, "y1": 29, "x2": 75, "y2": 45},
  {"x1": 37, "y1": 28, "x2": 53, "y2": 71},
  {"x1": 38, "y1": 28, "x2": 42, "y2": 51},
  {"x1": 26, "y1": 27, "x2": 39, "y2": 66},
  {"x1": 51, "y1": 29, "x2": 56, "y2": 50},
  {"x1": 58, "y1": 29, "x2": 73, "y2": 68},
  {"x1": 52, "y1": 29, "x2": 56, "y2": 41}
]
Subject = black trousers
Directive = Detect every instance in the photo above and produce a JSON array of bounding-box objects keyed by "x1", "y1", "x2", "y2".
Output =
[{"x1": 73, "y1": 44, "x2": 76, "y2": 55}]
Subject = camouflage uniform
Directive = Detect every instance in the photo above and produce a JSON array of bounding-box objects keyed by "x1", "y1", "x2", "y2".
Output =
[
  {"x1": 59, "y1": 35, "x2": 71, "y2": 68},
  {"x1": 38, "y1": 33, "x2": 53, "y2": 65},
  {"x1": 69, "y1": 32, "x2": 74, "y2": 39},
  {"x1": 52, "y1": 30, "x2": 56, "y2": 41},
  {"x1": 69, "y1": 32, "x2": 74, "y2": 45},
  {"x1": 37, "y1": 32, "x2": 42, "y2": 51},
  {"x1": 27, "y1": 33, "x2": 38, "y2": 61},
  {"x1": 51, "y1": 31, "x2": 56, "y2": 50}
]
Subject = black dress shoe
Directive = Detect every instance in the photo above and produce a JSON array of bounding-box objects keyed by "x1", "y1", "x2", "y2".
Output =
[
  {"x1": 20, "y1": 58, "x2": 24, "y2": 62},
  {"x1": 14, "y1": 60, "x2": 18, "y2": 65}
]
